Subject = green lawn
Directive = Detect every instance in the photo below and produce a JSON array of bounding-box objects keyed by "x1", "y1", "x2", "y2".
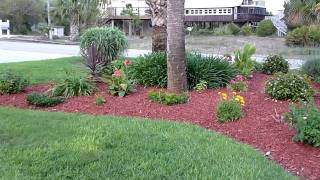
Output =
[
  {"x1": 0, "y1": 107, "x2": 295, "y2": 179},
  {"x1": 0, "y1": 57, "x2": 86, "y2": 84}
]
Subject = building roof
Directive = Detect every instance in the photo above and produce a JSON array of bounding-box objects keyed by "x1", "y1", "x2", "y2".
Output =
[{"x1": 185, "y1": 0, "x2": 244, "y2": 8}]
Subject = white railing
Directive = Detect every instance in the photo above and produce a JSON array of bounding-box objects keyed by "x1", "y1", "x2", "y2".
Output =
[
  {"x1": 0, "y1": 20, "x2": 10, "y2": 38},
  {"x1": 271, "y1": 12, "x2": 287, "y2": 37}
]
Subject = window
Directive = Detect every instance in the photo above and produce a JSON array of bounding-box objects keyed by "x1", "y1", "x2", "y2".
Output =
[
  {"x1": 213, "y1": 9, "x2": 216, "y2": 14},
  {"x1": 195, "y1": 10, "x2": 198, "y2": 14},
  {"x1": 199, "y1": 10, "x2": 202, "y2": 14},
  {"x1": 186, "y1": 10, "x2": 189, "y2": 15},
  {"x1": 191, "y1": 10, "x2": 194, "y2": 14},
  {"x1": 204, "y1": 10, "x2": 208, "y2": 14},
  {"x1": 223, "y1": 9, "x2": 227, "y2": 14},
  {"x1": 209, "y1": 9, "x2": 212, "y2": 14},
  {"x1": 219, "y1": 9, "x2": 222, "y2": 14},
  {"x1": 228, "y1": 9, "x2": 232, "y2": 14}
]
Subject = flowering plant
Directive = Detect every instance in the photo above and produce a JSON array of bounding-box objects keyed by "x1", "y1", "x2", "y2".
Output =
[
  {"x1": 104, "y1": 60, "x2": 134, "y2": 97},
  {"x1": 216, "y1": 91, "x2": 245, "y2": 123},
  {"x1": 228, "y1": 74, "x2": 248, "y2": 92}
]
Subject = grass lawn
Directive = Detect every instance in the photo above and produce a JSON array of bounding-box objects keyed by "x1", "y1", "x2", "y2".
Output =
[
  {"x1": 0, "y1": 107, "x2": 295, "y2": 179},
  {"x1": 0, "y1": 57, "x2": 86, "y2": 84}
]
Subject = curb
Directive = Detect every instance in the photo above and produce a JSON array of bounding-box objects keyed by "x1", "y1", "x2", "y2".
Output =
[{"x1": 0, "y1": 38, "x2": 80, "y2": 45}]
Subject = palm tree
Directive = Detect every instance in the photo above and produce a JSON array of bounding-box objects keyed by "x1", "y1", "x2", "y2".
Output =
[
  {"x1": 53, "y1": 0, "x2": 100, "y2": 41},
  {"x1": 145, "y1": 0, "x2": 167, "y2": 52},
  {"x1": 285, "y1": 0, "x2": 320, "y2": 26},
  {"x1": 166, "y1": 0, "x2": 187, "y2": 93}
]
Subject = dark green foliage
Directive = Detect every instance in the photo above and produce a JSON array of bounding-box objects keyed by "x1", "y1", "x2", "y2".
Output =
[
  {"x1": 262, "y1": 55, "x2": 289, "y2": 75},
  {"x1": 26, "y1": 92, "x2": 64, "y2": 107},
  {"x1": 265, "y1": 73, "x2": 314, "y2": 101},
  {"x1": 186, "y1": 53, "x2": 237, "y2": 89},
  {"x1": 148, "y1": 91, "x2": 188, "y2": 105},
  {"x1": 129, "y1": 52, "x2": 167, "y2": 88},
  {"x1": 80, "y1": 27, "x2": 128, "y2": 66},
  {"x1": 284, "y1": 100, "x2": 320, "y2": 147},
  {"x1": 256, "y1": 20, "x2": 276, "y2": 37},
  {"x1": 286, "y1": 26, "x2": 320, "y2": 47},
  {"x1": 50, "y1": 73, "x2": 95, "y2": 97},
  {"x1": 216, "y1": 100, "x2": 243, "y2": 123},
  {"x1": 253, "y1": 61, "x2": 264, "y2": 72},
  {"x1": 129, "y1": 52, "x2": 236, "y2": 89},
  {"x1": 302, "y1": 58, "x2": 320, "y2": 79},
  {"x1": 95, "y1": 95, "x2": 105, "y2": 106},
  {"x1": 0, "y1": 70, "x2": 29, "y2": 94},
  {"x1": 228, "y1": 82, "x2": 248, "y2": 92},
  {"x1": 227, "y1": 23, "x2": 241, "y2": 35},
  {"x1": 241, "y1": 24, "x2": 253, "y2": 36}
]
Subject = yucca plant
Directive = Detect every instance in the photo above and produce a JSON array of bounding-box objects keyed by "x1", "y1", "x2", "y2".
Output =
[{"x1": 234, "y1": 44, "x2": 256, "y2": 78}]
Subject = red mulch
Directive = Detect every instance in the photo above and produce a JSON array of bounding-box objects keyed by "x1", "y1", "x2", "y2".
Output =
[{"x1": 1, "y1": 73, "x2": 320, "y2": 179}]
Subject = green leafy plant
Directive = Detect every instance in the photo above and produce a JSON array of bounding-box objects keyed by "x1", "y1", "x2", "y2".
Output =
[
  {"x1": 95, "y1": 95, "x2": 105, "y2": 106},
  {"x1": 262, "y1": 55, "x2": 289, "y2": 75},
  {"x1": 26, "y1": 92, "x2": 64, "y2": 107},
  {"x1": 284, "y1": 99, "x2": 320, "y2": 147},
  {"x1": 241, "y1": 24, "x2": 253, "y2": 36},
  {"x1": 228, "y1": 75, "x2": 248, "y2": 92},
  {"x1": 227, "y1": 23, "x2": 241, "y2": 35},
  {"x1": 286, "y1": 25, "x2": 320, "y2": 47},
  {"x1": 80, "y1": 27, "x2": 128, "y2": 67},
  {"x1": 253, "y1": 61, "x2": 264, "y2": 72},
  {"x1": 302, "y1": 58, "x2": 320, "y2": 80},
  {"x1": 50, "y1": 72, "x2": 95, "y2": 97},
  {"x1": 265, "y1": 73, "x2": 314, "y2": 101},
  {"x1": 256, "y1": 20, "x2": 276, "y2": 37},
  {"x1": 104, "y1": 60, "x2": 134, "y2": 97},
  {"x1": 0, "y1": 70, "x2": 29, "y2": 95},
  {"x1": 234, "y1": 44, "x2": 256, "y2": 78},
  {"x1": 216, "y1": 92, "x2": 244, "y2": 123},
  {"x1": 194, "y1": 80, "x2": 208, "y2": 92},
  {"x1": 148, "y1": 91, "x2": 188, "y2": 105}
]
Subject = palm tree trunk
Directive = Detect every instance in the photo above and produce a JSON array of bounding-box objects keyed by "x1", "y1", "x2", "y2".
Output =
[
  {"x1": 146, "y1": 0, "x2": 167, "y2": 52},
  {"x1": 70, "y1": 13, "x2": 80, "y2": 41},
  {"x1": 167, "y1": 0, "x2": 187, "y2": 93}
]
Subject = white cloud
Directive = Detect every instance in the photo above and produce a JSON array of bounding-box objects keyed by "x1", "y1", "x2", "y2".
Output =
[{"x1": 265, "y1": 0, "x2": 286, "y2": 14}]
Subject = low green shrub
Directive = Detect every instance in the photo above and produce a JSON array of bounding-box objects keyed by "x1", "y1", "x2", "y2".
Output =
[
  {"x1": 241, "y1": 24, "x2": 253, "y2": 36},
  {"x1": 213, "y1": 25, "x2": 233, "y2": 36},
  {"x1": 302, "y1": 58, "x2": 320, "y2": 80},
  {"x1": 95, "y1": 95, "x2": 105, "y2": 106},
  {"x1": 191, "y1": 28, "x2": 215, "y2": 35},
  {"x1": 265, "y1": 73, "x2": 314, "y2": 101},
  {"x1": 129, "y1": 52, "x2": 236, "y2": 89},
  {"x1": 253, "y1": 61, "x2": 264, "y2": 72},
  {"x1": 262, "y1": 55, "x2": 289, "y2": 75},
  {"x1": 256, "y1": 20, "x2": 276, "y2": 37},
  {"x1": 286, "y1": 25, "x2": 320, "y2": 47},
  {"x1": 148, "y1": 91, "x2": 188, "y2": 105},
  {"x1": 194, "y1": 80, "x2": 208, "y2": 92},
  {"x1": 26, "y1": 92, "x2": 64, "y2": 107},
  {"x1": 284, "y1": 100, "x2": 320, "y2": 147},
  {"x1": 0, "y1": 70, "x2": 29, "y2": 94},
  {"x1": 216, "y1": 92, "x2": 244, "y2": 123},
  {"x1": 50, "y1": 73, "x2": 95, "y2": 97},
  {"x1": 227, "y1": 23, "x2": 241, "y2": 35}
]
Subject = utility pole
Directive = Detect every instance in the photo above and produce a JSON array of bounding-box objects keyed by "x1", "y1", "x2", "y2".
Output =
[{"x1": 47, "y1": 0, "x2": 53, "y2": 40}]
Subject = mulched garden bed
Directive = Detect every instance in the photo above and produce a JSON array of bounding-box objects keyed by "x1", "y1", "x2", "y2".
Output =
[{"x1": 1, "y1": 73, "x2": 320, "y2": 179}]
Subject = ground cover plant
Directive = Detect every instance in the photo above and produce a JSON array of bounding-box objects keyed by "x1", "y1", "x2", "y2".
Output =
[
  {"x1": 284, "y1": 100, "x2": 320, "y2": 147},
  {"x1": 0, "y1": 70, "x2": 29, "y2": 94},
  {"x1": 148, "y1": 91, "x2": 189, "y2": 105},
  {"x1": 26, "y1": 92, "x2": 64, "y2": 107},
  {"x1": 262, "y1": 55, "x2": 289, "y2": 75},
  {"x1": 0, "y1": 107, "x2": 295, "y2": 179},
  {"x1": 265, "y1": 72, "x2": 314, "y2": 101}
]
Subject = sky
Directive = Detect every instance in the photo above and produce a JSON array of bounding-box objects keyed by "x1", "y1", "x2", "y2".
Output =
[{"x1": 265, "y1": 0, "x2": 286, "y2": 14}]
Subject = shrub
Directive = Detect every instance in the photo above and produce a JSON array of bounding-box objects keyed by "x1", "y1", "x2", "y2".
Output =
[
  {"x1": 26, "y1": 92, "x2": 64, "y2": 107},
  {"x1": 216, "y1": 92, "x2": 244, "y2": 123},
  {"x1": 228, "y1": 75, "x2": 248, "y2": 92},
  {"x1": 253, "y1": 61, "x2": 264, "y2": 72},
  {"x1": 213, "y1": 25, "x2": 233, "y2": 36},
  {"x1": 95, "y1": 95, "x2": 106, "y2": 106},
  {"x1": 284, "y1": 100, "x2": 320, "y2": 147},
  {"x1": 285, "y1": 25, "x2": 320, "y2": 47},
  {"x1": 194, "y1": 80, "x2": 208, "y2": 92},
  {"x1": 129, "y1": 52, "x2": 237, "y2": 89},
  {"x1": 256, "y1": 20, "x2": 276, "y2": 37},
  {"x1": 302, "y1": 58, "x2": 320, "y2": 80},
  {"x1": 104, "y1": 60, "x2": 134, "y2": 97},
  {"x1": 0, "y1": 70, "x2": 29, "y2": 95},
  {"x1": 241, "y1": 24, "x2": 253, "y2": 36},
  {"x1": 191, "y1": 28, "x2": 215, "y2": 35},
  {"x1": 186, "y1": 53, "x2": 237, "y2": 89},
  {"x1": 234, "y1": 44, "x2": 256, "y2": 78},
  {"x1": 129, "y1": 52, "x2": 167, "y2": 88},
  {"x1": 50, "y1": 73, "x2": 95, "y2": 97},
  {"x1": 308, "y1": 25, "x2": 320, "y2": 46},
  {"x1": 265, "y1": 73, "x2": 314, "y2": 101},
  {"x1": 227, "y1": 23, "x2": 241, "y2": 35},
  {"x1": 262, "y1": 55, "x2": 289, "y2": 75},
  {"x1": 148, "y1": 91, "x2": 188, "y2": 105},
  {"x1": 80, "y1": 27, "x2": 128, "y2": 68}
]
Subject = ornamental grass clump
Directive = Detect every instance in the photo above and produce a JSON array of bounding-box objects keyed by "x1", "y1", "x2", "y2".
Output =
[
  {"x1": 0, "y1": 70, "x2": 29, "y2": 95},
  {"x1": 216, "y1": 92, "x2": 245, "y2": 123}
]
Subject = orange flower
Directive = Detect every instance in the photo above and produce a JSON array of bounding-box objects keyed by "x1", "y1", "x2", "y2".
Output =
[{"x1": 123, "y1": 59, "x2": 131, "y2": 66}]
